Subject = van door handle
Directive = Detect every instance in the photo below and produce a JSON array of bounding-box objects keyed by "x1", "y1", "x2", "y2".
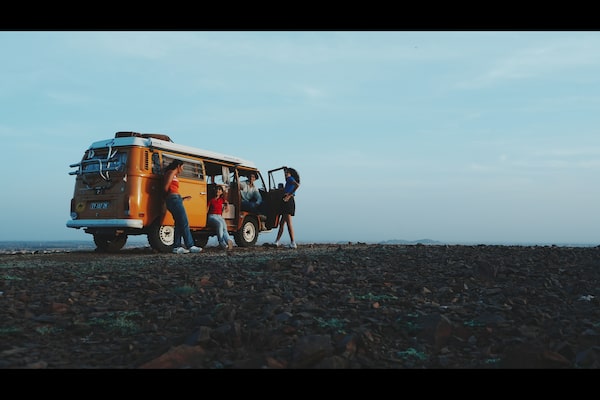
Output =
[{"x1": 199, "y1": 191, "x2": 207, "y2": 195}]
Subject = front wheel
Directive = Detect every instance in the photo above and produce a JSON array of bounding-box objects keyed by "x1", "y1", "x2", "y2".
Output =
[
  {"x1": 147, "y1": 222, "x2": 175, "y2": 253},
  {"x1": 94, "y1": 234, "x2": 127, "y2": 253},
  {"x1": 234, "y1": 216, "x2": 258, "y2": 247}
]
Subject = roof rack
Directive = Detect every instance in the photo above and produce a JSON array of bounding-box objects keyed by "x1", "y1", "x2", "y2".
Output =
[{"x1": 114, "y1": 131, "x2": 172, "y2": 142}]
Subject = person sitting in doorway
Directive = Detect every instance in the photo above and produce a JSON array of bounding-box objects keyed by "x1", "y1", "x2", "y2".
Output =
[
  {"x1": 239, "y1": 172, "x2": 263, "y2": 213},
  {"x1": 207, "y1": 186, "x2": 234, "y2": 251}
]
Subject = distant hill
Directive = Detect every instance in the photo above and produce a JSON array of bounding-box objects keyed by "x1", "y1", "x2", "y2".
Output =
[{"x1": 377, "y1": 239, "x2": 598, "y2": 247}]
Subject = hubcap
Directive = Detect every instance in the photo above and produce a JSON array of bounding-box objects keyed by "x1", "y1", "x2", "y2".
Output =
[{"x1": 159, "y1": 226, "x2": 175, "y2": 246}]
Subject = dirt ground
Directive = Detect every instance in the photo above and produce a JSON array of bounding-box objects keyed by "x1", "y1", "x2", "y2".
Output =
[{"x1": 1, "y1": 243, "x2": 599, "y2": 369}]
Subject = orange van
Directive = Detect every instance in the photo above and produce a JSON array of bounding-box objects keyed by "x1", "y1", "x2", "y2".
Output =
[{"x1": 67, "y1": 131, "x2": 289, "y2": 252}]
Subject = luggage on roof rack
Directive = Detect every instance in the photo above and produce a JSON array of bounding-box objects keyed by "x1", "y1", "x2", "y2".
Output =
[{"x1": 114, "y1": 131, "x2": 172, "y2": 142}]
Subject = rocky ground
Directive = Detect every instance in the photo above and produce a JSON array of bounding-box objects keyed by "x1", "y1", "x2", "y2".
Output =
[{"x1": 1, "y1": 243, "x2": 599, "y2": 369}]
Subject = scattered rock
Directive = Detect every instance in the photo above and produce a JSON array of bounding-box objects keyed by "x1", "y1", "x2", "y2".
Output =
[{"x1": 1, "y1": 243, "x2": 599, "y2": 368}]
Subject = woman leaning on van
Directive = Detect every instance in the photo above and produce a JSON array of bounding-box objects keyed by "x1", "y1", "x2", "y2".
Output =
[
  {"x1": 163, "y1": 160, "x2": 202, "y2": 254},
  {"x1": 273, "y1": 167, "x2": 300, "y2": 249}
]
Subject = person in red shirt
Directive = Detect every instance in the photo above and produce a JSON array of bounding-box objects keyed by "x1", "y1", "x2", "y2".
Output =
[{"x1": 207, "y1": 186, "x2": 234, "y2": 250}]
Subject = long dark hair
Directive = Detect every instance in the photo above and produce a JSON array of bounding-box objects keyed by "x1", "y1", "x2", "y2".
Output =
[
  {"x1": 165, "y1": 159, "x2": 183, "y2": 172},
  {"x1": 286, "y1": 167, "x2": 300, "y2": 184}
]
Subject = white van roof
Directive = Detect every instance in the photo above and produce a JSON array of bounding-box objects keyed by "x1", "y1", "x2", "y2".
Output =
[{"x1": 88, "y1": 134, "x2": 257, "y2": 169}]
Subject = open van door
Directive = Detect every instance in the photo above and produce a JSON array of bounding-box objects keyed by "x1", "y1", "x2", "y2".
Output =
[{"x1": 261, "y1": 166, "x2": 288, "y2": 230}]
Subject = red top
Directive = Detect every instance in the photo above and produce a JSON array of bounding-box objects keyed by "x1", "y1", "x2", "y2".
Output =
[
  {"x1": 208, "y1": 197, "x2": 226, "y2": 215},
  {"x1": 168, "y1": 175, "x2": 179, "y2": 194}
]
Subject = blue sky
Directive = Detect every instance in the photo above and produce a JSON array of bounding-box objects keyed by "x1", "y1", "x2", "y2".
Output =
[{"x1": 2, "y1": 31, "x2": 600, "y2": 245}]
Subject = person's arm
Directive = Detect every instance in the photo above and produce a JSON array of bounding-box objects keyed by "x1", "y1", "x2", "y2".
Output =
[
  {"x1": 283, "y1": 180, "x2": 299, "y2": 201},
  {"x1": 287, "y1": 179, "x2": 300, "y2": 195}
]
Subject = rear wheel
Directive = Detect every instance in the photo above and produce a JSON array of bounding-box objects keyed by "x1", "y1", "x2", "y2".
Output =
[
  {"x1": 147, "y1": 222, "x2": 174, "y2": 253},
  {"x1": 93, "y1": 234, "x2": 127, "y2": 253},
  {"x1": 234, "y1": 216, "x2": 258, "y2": 247}
]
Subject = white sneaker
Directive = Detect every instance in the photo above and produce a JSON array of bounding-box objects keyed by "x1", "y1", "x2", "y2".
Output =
[
  {"x1": 227, "y1": 239, "x2": 233, "y2": 251},
  {"x1": 274, "y1": 241, "x2": 280, "y2": 247},
  {"x1": 173, "y1": 247, "x2": 190, "y2": 254},
  {"x1": 289, "y1": 242, "x2": 297, "y2": 249},
  {"x1": 190, "y1": 246, "x2": 202, "y2": 253}
]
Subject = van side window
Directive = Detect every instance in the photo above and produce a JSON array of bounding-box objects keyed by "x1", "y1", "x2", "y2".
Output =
[
  {"x1": 195, "y1": 163, "x2": 205, "y2": 180},
  {"x1": 205, "y1": 161, "x2": 235, "y2": 185},
  {"x1": 162, "y1": 156, "x2": 204, "y2": 181}
]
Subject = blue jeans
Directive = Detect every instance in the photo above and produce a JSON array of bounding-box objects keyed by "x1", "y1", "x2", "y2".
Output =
[
  {"x1": 241, "y1": 200, "x2": 262, "y2": 213},
  {"x1": 165, "y1": 194, "x2": 195, "y2": 248},
  {"x1": 207, "y1": 213, "x2": 231, "y2": 248}
]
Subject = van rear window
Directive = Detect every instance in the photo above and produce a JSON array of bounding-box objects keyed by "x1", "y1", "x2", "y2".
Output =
[{"x1": 81, "y1": 149, "x2": 127, "y2": 175}]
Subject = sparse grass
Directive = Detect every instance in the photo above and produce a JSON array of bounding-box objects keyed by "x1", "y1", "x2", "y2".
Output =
[
  {"x1": 36, "y1": 326, "x2": 64, "y2": 335},
  {"x1": 0, "y1": 327, "x2": 21, "y2": 335},
  {"x1": 396, "y1": 347, "x2": 427, "y2": 361},
  {"x1": 85, "y1": 279, "x2": 109, "y2": 285},
  {"x1": 173, "y1": 285, "x2": 196, "y2": 295},
  {"x1": 394, "y1": 314, "x2": 421, "y2": 332},
  {"x1": 314, "y1": 317, "x2": 347, "y2": 333},
  {"x1": 88, "y1": 311, "x2": 142, "y2": 335},
  {"x1": 1, "y1": 274, "x2": 22, "y2": 281},
  {"x1": 464, "y1": 320, "x2": 486, "y2": 327},
  {"x1": 350, "y1": 292, "x2": 398, "y2": 301}
]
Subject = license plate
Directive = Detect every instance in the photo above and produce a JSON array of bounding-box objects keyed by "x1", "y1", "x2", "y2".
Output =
[{"x1": 90, "y1": 201, "x2": 110, "y2": 210}]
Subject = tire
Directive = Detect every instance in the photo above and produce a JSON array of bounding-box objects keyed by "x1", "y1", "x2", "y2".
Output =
[
  {"x1": 147, "y1": 222, "x2": 175, "y2": 253},
  {"x1": 234, "y1": 216, "x2": 258, "y2": 247},
  {"x1": 93, "y1": 234, "x2": 127, "y2": 253}
]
